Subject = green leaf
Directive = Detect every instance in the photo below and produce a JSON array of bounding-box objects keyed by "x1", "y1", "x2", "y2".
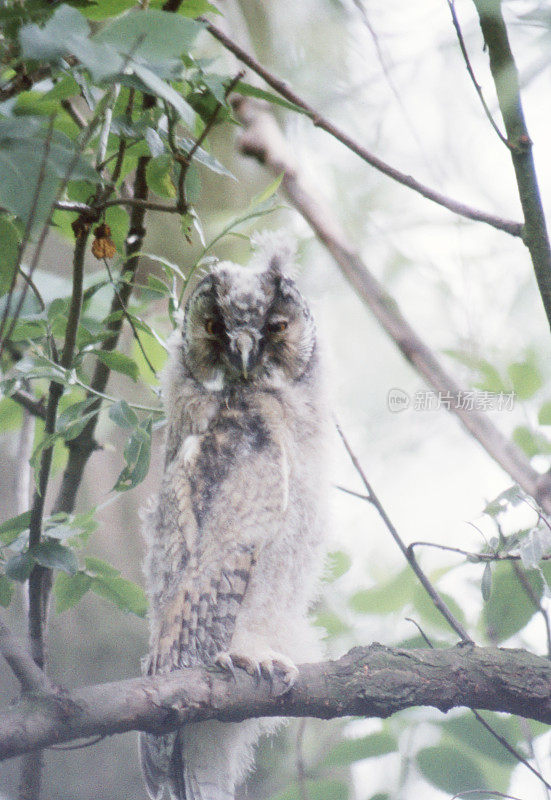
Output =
[
  {"x1": 235, "y1": 81, "x2": 307, "y2": 114},
  {"x1": 57, "y1": 398, "x2": 98, "y2": 440},
  {"x1": 85, "y1": 556, "x2": 121, "y2": 578},
  {"x1": 109, "y1": 399, "x2": 139, "y2": 430},
  {"x1": 5, "y1": 551, "x2": 34, "y2": 582},
  {"x1": 0, "y1": 216, "x2": 20, "y2": 296},
  {"x1": 481, "y1": 562, "x2": 492, "y2": 602},
  {"x1": 0, "y1": 575, "x2": 14, "y2": 607},
  {"x1": 0, "y1": 511, "x2": 31, "y2": 545},
  {"x1": 482, "y1": 561, "x2": 541, "y2": 642},
  {"x1": 508, "y1": 360, "x2": 543, "y2": 399},
  {"x1": 443, "y1": 350, "x2": 508, "y2": 393},
  {"x1": 313, "y1": 610, "x2": 351, "y2": 637},
  {"x1": 0, "y1": 396, "x2": 23, "y2": 433},
  {"x1": 349, "y1": 567, "x2": 416, "y2": 614},
  {"x1": 512, "y1": 425, "x2": 551, "y2": 457},
  {"x1": 19, "y1": 5, "x2": 123, "y2": 81},
  {"x1": 269, "y1": 780, "x2": 348, "y2": 800},
  {"x1": 132, "y1": 63, "x2": 196, "y2": 128},
  {"x1": 325, "y1": 551, "x2": 352, "y2": 581},
  {"x1": 538, "y1": 401, "x2": 551, "y2": 426},
  {"x1": 146, "y1": 153, "x2": 176, "y2": 199},
  {"x1": 0, "y1": 118, "x2": 99, "y2": 231},
  {"x1": 114, "y1": 419, "x2": 152, "y2": 491},
  {"x1": 33, "y1": 540, "x2": 79, "y2": 574},
  {"x1": 94, "y1": 9, "x2": 202, "y2": 63},
  {"x1": 483, "y1": 484, "x2": 525, "y2": 517},
  {"x1": 173, "y1": 0, "x2": 221, "y2": 15},
  {"x1": 441, "y1": 713, "x2": 522, "y2": 766},
  {"x1": 322, "y1": 733, "x2": 396, "y2": 766},
  {"x1": 416, "y1": 744, "x2": 487, "y2": 793},
  {"x1": 90, "y1": 574, "x2": 147, "y2": 617},
  {"x1": 412, "y1": 583, "x2": 465, "y2": 632},
  {"x1": 54, "y1": 571, "x2": 92, "y2": 612},
  {"x1": 19, "y1": 5, "x2": 89, "y2": 62},
  {"x1": 251, "y1": 174, "x2": 283, "y2": 206},
  {"x1": 93, "y1": 349, "x2": 139, "y2": 381}
]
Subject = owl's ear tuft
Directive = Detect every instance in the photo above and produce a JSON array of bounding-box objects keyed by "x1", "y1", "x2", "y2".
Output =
[{"x1": 250, "y1": 229, "x2": 297, "y2": 278}]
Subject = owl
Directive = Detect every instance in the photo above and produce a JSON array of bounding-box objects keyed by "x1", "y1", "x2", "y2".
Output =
[{"x1": 140, "y1": 233, "x2": 330, "y2": 800}]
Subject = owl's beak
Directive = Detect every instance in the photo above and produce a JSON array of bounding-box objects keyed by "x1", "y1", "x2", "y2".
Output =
[{"x1": 233, "y1": 331, "x2": 256, "y2": 379}]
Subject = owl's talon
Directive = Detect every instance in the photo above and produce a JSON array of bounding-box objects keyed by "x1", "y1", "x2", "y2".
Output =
[{"x1": 214, "y1": 652, "x2": 237, "y2": 682}]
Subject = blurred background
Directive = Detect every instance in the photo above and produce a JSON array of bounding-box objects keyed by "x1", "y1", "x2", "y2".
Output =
[{"x1": 2, "y1": 0, "x2": 551, "y2": 797}]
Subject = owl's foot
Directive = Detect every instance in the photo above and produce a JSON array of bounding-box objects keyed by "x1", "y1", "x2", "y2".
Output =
[
  {"x1": 215, "y1": 650, "x2": 298, "y2": 695},
  {"x1": 215, "y1": 651, "x2": 261, "y2": 683}
]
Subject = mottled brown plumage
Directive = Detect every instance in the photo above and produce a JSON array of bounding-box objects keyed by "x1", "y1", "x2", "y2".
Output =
[{"x1": 140, "y1": 233, "x2": 330, "y2": 800}]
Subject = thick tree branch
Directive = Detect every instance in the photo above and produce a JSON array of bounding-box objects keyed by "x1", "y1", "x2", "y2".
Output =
[
  {"x1": 1, "y1": 644, "x2": 551, "y2": 761},
  {"x1": 233, "y1": 97, "x2": 551, "y2": 512},
  {"x1": 473, "y1": 0, "x2": 551, "y2": 330},
  {"x1": 202, "y1": 18, "x2": 523, "y2": 238}
]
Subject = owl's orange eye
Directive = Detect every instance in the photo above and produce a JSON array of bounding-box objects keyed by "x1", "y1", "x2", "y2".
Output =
[
  {"x1": 267, "y1": 320, "x2": 288, "y2": 334},
  {"x1": 205, "y1": 319, "x2": 217, "y2": 335}
]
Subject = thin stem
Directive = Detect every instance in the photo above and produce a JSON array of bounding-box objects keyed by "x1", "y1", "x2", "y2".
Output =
[
  {"x1": 335, "y1": 418, "x2": 471, "y2": 642},
  {"x1": 102, "y1": 258, "x2": 157, "y2": 377},
  {"x1": 472, "y1": 709, "x2": 551, "y2": 791},
  {"x1": 512, "y1": 561, "x2": 551, "y2": 658},
  {"x1": 202, "y1": 18, "x2": 523, "y2": 238},
  {"x1": 446, "y1": 0, "x2": 509, "y2": 145}
]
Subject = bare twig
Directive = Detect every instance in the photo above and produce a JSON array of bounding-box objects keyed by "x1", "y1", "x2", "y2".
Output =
[
  {"x1": 201, "y1": 18, "x2": 523, "y2": 238},
  {"x1": 335, "y1": 419, "x2": 471, "y2": 642},
  {"x1": 233, "y1": 96, "x2": 551, "y2": 512},
  {"x1": 446, "y1": 0, "x2": 509, "y2": 145},
  {"x1": 471, "y1": 708, "x2": 551, "y2": 791}
]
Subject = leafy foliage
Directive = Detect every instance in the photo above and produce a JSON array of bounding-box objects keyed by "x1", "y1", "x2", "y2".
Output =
[{"x1": 1, "y1": 2, "x2": 551, "y2": 799}]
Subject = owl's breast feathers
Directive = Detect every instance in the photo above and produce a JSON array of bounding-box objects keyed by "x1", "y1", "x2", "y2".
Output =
[{"x1": 150, "y1": 391, "x2": 290, "y2": 674}]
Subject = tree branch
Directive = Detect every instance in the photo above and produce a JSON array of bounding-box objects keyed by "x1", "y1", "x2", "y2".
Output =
[
  {"x1": 1, "y1": 643, "x2": 551, "y2": 761},
  {"x1": 233, "y1": 96, "x2": 551, "y2": 511},
  {"x1": 53, "y1": 155, "x2": 150, "y2": 516},
  {"x1": 473, "y1": 0, "x2": 551, "y2": 330},
  {"x1": 0, "y1": 616, "x2": 48, "y2": 695},
  {"x1": 336, "y1": 420, "x2": 471, "y2": 642},
  {"x1": 201, "y1": 18, "x2": 523, "y2": 238}
]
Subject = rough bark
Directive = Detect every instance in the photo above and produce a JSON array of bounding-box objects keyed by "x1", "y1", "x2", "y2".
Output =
[{"x1": 1, "y1": 643, "x2": 550, "y2": 761}]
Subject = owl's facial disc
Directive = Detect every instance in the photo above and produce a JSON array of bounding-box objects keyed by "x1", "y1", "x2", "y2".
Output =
[{"x1": 183, "y1": 263, "x2": 314, "y2": 389}]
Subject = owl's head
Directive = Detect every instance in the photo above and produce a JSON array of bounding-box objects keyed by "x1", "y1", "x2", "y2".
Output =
[{"x1": 181, "y1": 239, "x2": 316, "y2": 390}]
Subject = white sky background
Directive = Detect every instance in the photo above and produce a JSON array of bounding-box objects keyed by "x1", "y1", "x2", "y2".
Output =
[{"x1": 245, "y1": 0, "x2": 551, "y2": 797}]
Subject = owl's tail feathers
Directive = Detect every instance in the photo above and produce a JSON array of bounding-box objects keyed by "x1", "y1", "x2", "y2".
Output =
[{"x1": 140, "y1": 731, "x2": 233, "y2": 800}]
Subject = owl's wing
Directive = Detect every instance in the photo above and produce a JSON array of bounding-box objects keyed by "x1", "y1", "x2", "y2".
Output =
[
  {"x1": 150, "y1": 540, "x2": 257, "y2": 672},
  {"x1": 149, "y1": 405, "x2": 287, "y2": 674}
]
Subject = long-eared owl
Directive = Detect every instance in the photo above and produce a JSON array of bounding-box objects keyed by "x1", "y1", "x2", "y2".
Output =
[{"x1": 140, "y1": 233, "x2": 330, "y2": 800}]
